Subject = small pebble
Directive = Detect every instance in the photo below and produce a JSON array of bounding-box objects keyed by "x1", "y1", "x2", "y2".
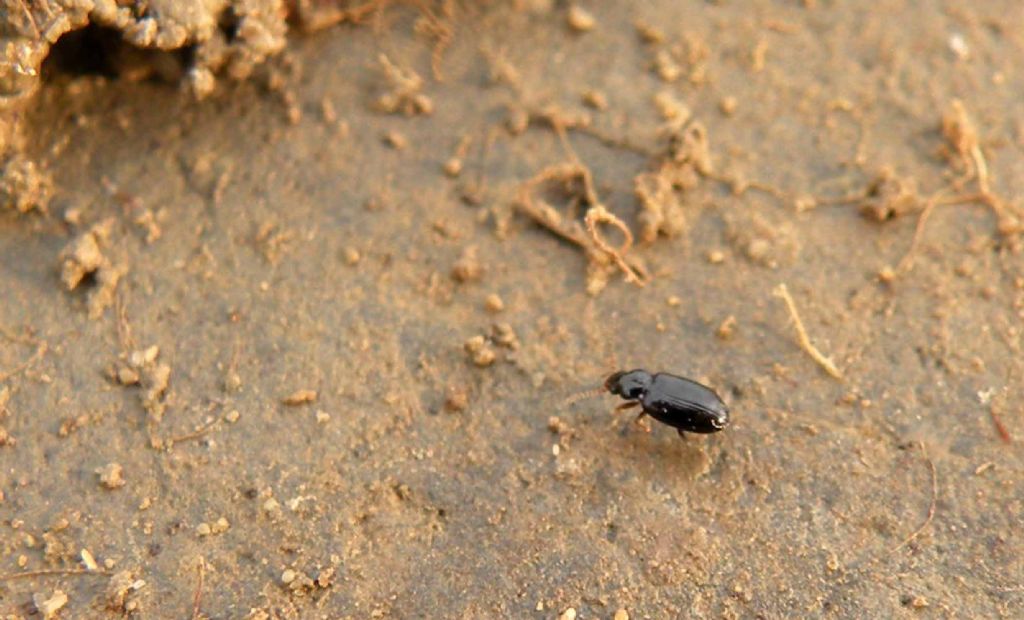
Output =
[
  {"x1": 315, "y1": 410, "x2": 331, "y2": 424},
  {"x1": 224, "y1": 409, "x2": 240, "y2": 423},
  {"x1": 582, "y1": 89, "x2": 608, "y2": 110},
  {"x1": 654, "y1": 49, "x2": 682, "y2": 82},
  {"x1": 484, "y1": 293, "x2": 505, "y2": 313},
  {"x1": 666, "y1": 295, "x2": 681, "y2": 307},
  {"x1": 559, "y1": 608, "x2": 577, "y2": 620},
  {"x1": 825, "y1": 551, "x2": 840, "y2": 571},
  {"x1": 614, "y1": 610, "x2": 630, "y2": 620},
  {"x1": 716, "y1": 315, "x2": 737, "y2": 340},
  {"x1": 224, "y1": 371, "x2": 242, "y2": 392},
  {"x1": 506, "y1": 108, "x2": 529, "y2": 135},
  {"x1": 344, "y1": 247, "x2": 361, "y2": 265},
  {"x1": 443, "y1": 158, "x2": 463, "y2": 177},
  {"x1": 81, "y1": 548, "x2": 98, "y2": 571},
  {"x1": 653, "y1": 90, "x2": 690, "y2": 123},
  {"x1": 281, "y1": 569, "x2": 297, "y2": 585},
  {"x1": 635, "y1": 21, "x2": 664, "y2": 44},
  {"x1": 719, "y1": 96, "x2": 738, "y2": 116},
  {"x1": 707, "y1": 249, "x2": 726, "y2": 264},
  {"x1": 129, "y1": 345, "x2": 160, "y2": 368},
  {"x1": 116, "y1": 366, "x2": 140, "y2": 385},
  {"x1": 213, "y1": 517, "x2": 230, "y2": 533},
  {"x1": 746, "y1": 238, "x2": 771, "y2": 263},
  {"x1": 384, "y1": 131, "x2": 407, "y2": 150},
  {"x1": 567, "y1": 6, "x2": 596, "y2": 32},
  {"x1": 547, "y1": 416, "x2": 570, "y2": 434},
  {"x1": 320, "y1": 98, "x2": 337, "y2": 124}
]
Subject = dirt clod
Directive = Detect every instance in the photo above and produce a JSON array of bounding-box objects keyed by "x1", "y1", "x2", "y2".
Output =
[
  {"x1": 716, "y1": 315, "x2": 737, "y2": 340},
  {"x1": 444, "y1": 385, "x2": 469, "y2": 412},
  {"x1": 491, "y1": 323, "x2": 520, "y2": 350},
  {"x1": 859, "y1": 169, "x2": 919, "y2": 221},
  {"x1": 282, "y1": 389, "x2": 318, "y2": 406},
  {"x1": 464, "y1": 335, "x2": 496, "y2": 367},
  {"x1": 59, "y1": 219, "x2": 114, "y2": 290},
  {"x1": 33, "y1": 590, "x2": 68, "y2": 619},
  {"x1": 451, "y1": 245, "x2": 484, "y2": 283},
  {"x1": 1, "y1": 155, "x2": 51, "y2": 213},
  {"x1": 59, "y1": 218, "x2": 125, "y2": 319},
  {"x1": 105, "y1": 570, "x2": 140, "y2": 613},
  {"x1": 376, "y1": 54, "x2": 433, "y2": 116},
  {"x1": 96, "y1": 463, "x2": 126, "y2": 489}
]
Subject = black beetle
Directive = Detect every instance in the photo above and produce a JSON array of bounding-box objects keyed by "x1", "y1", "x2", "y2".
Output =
[{"x1": 603, "y1": 369, "x2": 729, "y2": 437}]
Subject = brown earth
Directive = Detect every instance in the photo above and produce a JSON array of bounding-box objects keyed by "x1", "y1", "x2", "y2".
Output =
[{"x1": 1, "y1": 1, "x2": 1023, "y2": 618}]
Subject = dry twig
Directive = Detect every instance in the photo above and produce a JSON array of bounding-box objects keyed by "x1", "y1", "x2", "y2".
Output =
[
  {"x1": 0, "y1": 568, "x2": 108, "y2": 582},
  {"x1": 191, "y1": 557, "x2": 205, "y2": 620},
  {"x1": 584, "y1": 205, "x2": 646, "y2": 286},
  {"x1": 0, "y1": 341, "x2": 47, "y2": 383},
  {"x1": 773, "y1": 284, "x2": 843, "y2": 380},
  {"x1": 891, "y1": 441, "x2": 938, "y2": 554}
]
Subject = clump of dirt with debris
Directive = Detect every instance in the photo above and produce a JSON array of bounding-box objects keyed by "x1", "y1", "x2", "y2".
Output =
[{"x1": 0, "y1": 0, "x2": 407, "y2": 214}]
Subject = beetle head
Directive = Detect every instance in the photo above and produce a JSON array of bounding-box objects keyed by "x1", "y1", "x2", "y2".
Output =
[{"x1": 604, "y1": 369, "x2": 653, "y2": 400}]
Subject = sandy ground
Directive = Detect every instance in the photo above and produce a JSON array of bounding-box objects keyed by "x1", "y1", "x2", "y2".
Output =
[{"x1": 2, "y1": 1, "x2": 1024, "y2": 618}]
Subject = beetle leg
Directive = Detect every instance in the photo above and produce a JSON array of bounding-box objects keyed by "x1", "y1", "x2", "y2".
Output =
[
  {"x1": 633, "y1": 410, "x2": 651, "y2": 432},
  {"x1": 677, "y1": 428, "x2": 687, "y2": 441},
  {"x1": 615, "y1": 401, "x2": 641, "y2": 413}
]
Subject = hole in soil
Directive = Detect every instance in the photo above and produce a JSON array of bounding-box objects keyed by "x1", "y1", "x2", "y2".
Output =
[
  {"x1": 42, "y1": 24, "x2": 127, "y2": 77},
  {"x1": 41, "y1": 23, "x2": 193, "y2": 83}
]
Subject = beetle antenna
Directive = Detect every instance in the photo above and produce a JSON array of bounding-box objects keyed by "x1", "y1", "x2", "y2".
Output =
[{"x1": 562, "y1": 386, "x2": 607, "y2": 407}]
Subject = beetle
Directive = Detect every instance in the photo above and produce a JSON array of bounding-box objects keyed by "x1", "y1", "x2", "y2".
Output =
[{"x1": 602, "y1": 369, "x2": 729, "y2": 438}]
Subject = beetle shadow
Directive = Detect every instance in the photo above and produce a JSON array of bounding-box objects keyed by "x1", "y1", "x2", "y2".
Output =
[
  {"x1": 566, "y1": 399, "x2": 724, "y2": 483},
  {"x1": 612, "y1": 423, "x2": 716, "y2": 481}
]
